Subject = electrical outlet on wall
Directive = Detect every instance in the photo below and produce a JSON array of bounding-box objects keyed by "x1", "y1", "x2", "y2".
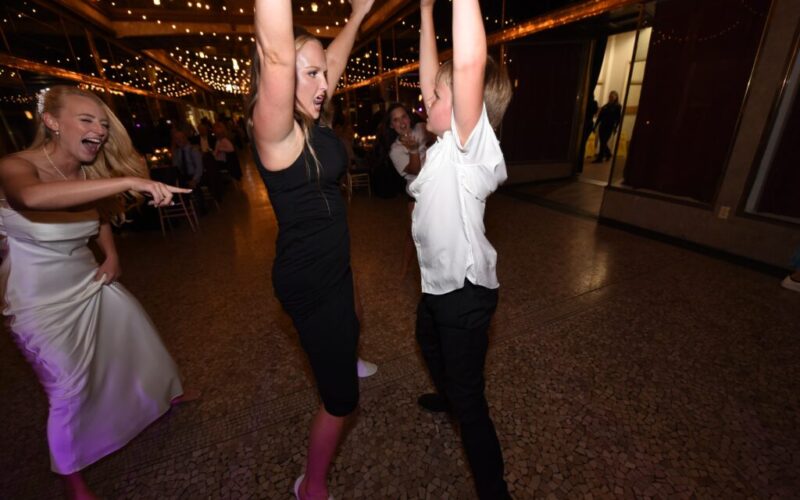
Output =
[{"x1": 718, "y1": 206, "x2": 731, "y2": 219}]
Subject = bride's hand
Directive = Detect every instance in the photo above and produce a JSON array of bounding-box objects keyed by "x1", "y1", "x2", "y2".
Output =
[
  {"x1": 128, "y1": 178, "x2": 192, "y2": 207},
  {"x1": 95, "y1": 253, "x2": 121, "y2": 284}
]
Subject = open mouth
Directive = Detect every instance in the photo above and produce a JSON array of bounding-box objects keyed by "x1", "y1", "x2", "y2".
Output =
[
  {"x1": 313, "y1": 94, "x2": 325, "y2": 110},
  {"x1": 81, "y1": 137, "x2": 103, "y2": 156}
]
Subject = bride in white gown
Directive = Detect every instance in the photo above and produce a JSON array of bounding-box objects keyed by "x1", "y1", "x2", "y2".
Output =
[{"x1": 0, "y1": 86, "x2": 195, "y2": 499}]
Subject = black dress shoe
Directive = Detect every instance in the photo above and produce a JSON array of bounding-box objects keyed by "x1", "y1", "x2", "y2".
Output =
[{"x1": 417, "y1": 393, "x2": 452, "y2": 413}]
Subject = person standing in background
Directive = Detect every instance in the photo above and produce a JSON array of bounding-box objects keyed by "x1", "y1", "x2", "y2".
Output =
[
  {"x1": 593, "y1": 90, "x2": 621, "y2": 163},
  {"x1": 383, "y1": 103, "x2": 428, "y2": 279}
]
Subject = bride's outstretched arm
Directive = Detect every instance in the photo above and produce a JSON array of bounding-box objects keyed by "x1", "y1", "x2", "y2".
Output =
[{"x1": 0, "y1": 156, "x2": 189, "y2": 210}]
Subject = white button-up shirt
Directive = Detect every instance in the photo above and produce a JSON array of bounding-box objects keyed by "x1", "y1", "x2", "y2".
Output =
[{"x1": 409, "y1": 106, "x2": 507, "y2": 295}]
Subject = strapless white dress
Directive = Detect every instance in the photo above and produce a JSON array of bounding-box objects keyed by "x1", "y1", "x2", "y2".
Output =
[{"x1": 0, "y1": 206, "x2": 183, "y2": 474}]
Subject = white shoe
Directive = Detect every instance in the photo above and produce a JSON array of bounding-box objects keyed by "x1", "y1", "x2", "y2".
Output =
[
  {"x1": 781, "y1": 275, "x2": 800, "y2": 293},
  {"x1": 357, "y1": 358, "x2": 378, "y2": 378},
  {"x1": 293, "y1": 475, "x2": 303, "y2": 500},
  {"x1": 294, "y1": 474, "x2": 334, "y2": 500}
]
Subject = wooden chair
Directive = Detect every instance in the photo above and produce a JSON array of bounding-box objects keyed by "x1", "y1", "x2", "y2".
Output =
[
  {"x1": 348, "y1": 172, "x2": 371, "y2": 198},
  {"x1": 149, "y1": 166, "x2": 199, "y2": 235},
  {"x1": 345, "y1": 159, "x2": 371, "y2": 201}
]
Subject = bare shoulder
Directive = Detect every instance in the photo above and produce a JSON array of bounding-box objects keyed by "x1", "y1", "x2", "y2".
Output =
[
  {"x1": 253, "y1": 121, "x2": 305, "y2": 172},
  {"x1": 0, "y1": 152, "x2": 39, "y2": 176},
  {"x1": 0, "y1": 152, "x2": 42, "y2": 200}
]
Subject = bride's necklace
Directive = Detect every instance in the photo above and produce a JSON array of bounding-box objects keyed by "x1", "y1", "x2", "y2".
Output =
[{"x1": 42, "y1": 145, "x2": 86, "y2": 181}]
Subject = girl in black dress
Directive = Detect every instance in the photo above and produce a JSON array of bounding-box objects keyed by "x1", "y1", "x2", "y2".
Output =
[{"x1": 247, "y1": 1, "x2": 374, "y2": 498}]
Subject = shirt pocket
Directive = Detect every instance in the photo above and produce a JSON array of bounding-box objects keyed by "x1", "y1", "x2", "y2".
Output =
[{"x1": 458, "y1": 164, "x2": 498, "y2": 202}]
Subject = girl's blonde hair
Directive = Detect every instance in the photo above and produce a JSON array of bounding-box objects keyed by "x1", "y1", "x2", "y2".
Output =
[
  {"x1": 32, "y1": 85, "x2": 147, "y2": 224},
  {"x1": 245, "y1": 28, "x2": 323, "y2": 182}
]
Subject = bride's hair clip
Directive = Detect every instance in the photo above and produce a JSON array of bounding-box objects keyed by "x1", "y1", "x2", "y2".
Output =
[{"x1": 36, "y1": 88, "x2": 48, "y2": 116}]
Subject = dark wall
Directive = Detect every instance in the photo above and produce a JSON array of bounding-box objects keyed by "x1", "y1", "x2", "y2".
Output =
[
  {"x1": 502, "y1": 41, "x2": 587, "y2": 164},
  {"x1": 756, "y1": 87, "x2": 800, "y2": 218},
  {"x1": 0, "y1": 111, "x2": 35, "y2": 155},
  {"x1": 623, "y1": 0, "x2": 772, "y2": 203}
]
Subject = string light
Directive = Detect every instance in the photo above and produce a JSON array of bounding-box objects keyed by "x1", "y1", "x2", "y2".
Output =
[{"x1": 1, "y1": 0, "x2": 529, "y2": 101}]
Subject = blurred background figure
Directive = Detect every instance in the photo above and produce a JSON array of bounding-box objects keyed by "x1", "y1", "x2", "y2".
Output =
[{"x1": 593, "y1": 90, "x2": 621, "y2": 163}]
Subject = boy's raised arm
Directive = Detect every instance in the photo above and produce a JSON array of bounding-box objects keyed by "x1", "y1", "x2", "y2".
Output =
[
  {"x1": 451, "y1": 0, "x2": 487, "y2": 145},
  {"x1": 419, "y1": 0, "x2": 439, "y2": 112},
  {"x1": 252, "y1": 0, "x2": 297, "y2": 153}
]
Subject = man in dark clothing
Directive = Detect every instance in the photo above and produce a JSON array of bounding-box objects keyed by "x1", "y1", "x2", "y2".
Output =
[{"x1": 593, "y1": 91, "x2": 622, "y2": 163}]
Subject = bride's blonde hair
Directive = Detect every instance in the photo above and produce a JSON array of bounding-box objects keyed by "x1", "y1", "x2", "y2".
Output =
[{"x1": 31, "y1": 85, "x2": 148, "y2": 224}]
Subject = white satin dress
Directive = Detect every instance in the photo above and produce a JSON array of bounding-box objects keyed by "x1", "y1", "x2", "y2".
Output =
[{"x1": 0, "y1": 205, "x2": 183, "y2": 474}]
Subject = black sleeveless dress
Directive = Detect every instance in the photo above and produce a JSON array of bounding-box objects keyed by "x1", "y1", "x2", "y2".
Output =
[{"x1": 254, "y1": 124, "x2": 359, "y2": 416}]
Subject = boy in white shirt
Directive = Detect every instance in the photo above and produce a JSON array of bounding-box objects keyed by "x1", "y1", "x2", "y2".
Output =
[{"x1": 409, "y1": 0, "x2": 513, "y2": 498}]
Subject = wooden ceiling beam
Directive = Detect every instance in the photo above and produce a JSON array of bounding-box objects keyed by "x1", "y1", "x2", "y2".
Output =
[
  {"x1": 359, "y1": 0, "x2": 412, "y2": 35},
  {"x1": 40, "y1": 0, "x2": 114, "y2": 34},
  {"x1": 142, "y1": 49, "x2": 213, "y2": 93},
  {"x1": 114, "y1": 20, "x2": 341, "y2": 39},
  {"x1": 107, "y1": 9, "x2": 341, "y2": 26},
  {"x1": 0, "y1": 52, "x2": 182, "y2": 101}
]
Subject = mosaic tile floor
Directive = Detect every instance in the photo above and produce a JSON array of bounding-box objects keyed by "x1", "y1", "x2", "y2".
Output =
[
  {"x1": 503, "y1": 179, "x2": 605, "y2": 218},
  {"x1": 1, "y1": 156, "x2": 798, "y2": 499}
]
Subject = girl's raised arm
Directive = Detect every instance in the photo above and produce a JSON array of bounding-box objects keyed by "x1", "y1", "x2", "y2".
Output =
[
  {"x1": 252, "y1": 0, "x2": 301, "y2": 167},
  {"x1": 325, "y1": 0, "x2": 375, "y2": 92}
]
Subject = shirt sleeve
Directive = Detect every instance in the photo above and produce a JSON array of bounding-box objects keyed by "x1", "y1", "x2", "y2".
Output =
[{"x1": 450, "y1": 105, "x2": 507, "y2": 200}]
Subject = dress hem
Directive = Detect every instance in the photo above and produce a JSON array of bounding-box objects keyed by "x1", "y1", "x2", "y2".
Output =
[{"x1": 50, "y1": 387, "x2": 182, "y2": 475}]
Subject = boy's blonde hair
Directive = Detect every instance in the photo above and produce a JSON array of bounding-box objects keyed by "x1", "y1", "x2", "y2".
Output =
[{"x1": 435, "y1": 56, "x2": 513, "y2": 129}]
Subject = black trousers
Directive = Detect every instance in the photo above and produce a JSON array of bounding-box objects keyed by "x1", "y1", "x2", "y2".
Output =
[
  {"x1": 597, "y1": 127, "x2": 614, "y2": 160},
  {"x1": 416, "y1": 281, "x2": 510, "y2": 500}
]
